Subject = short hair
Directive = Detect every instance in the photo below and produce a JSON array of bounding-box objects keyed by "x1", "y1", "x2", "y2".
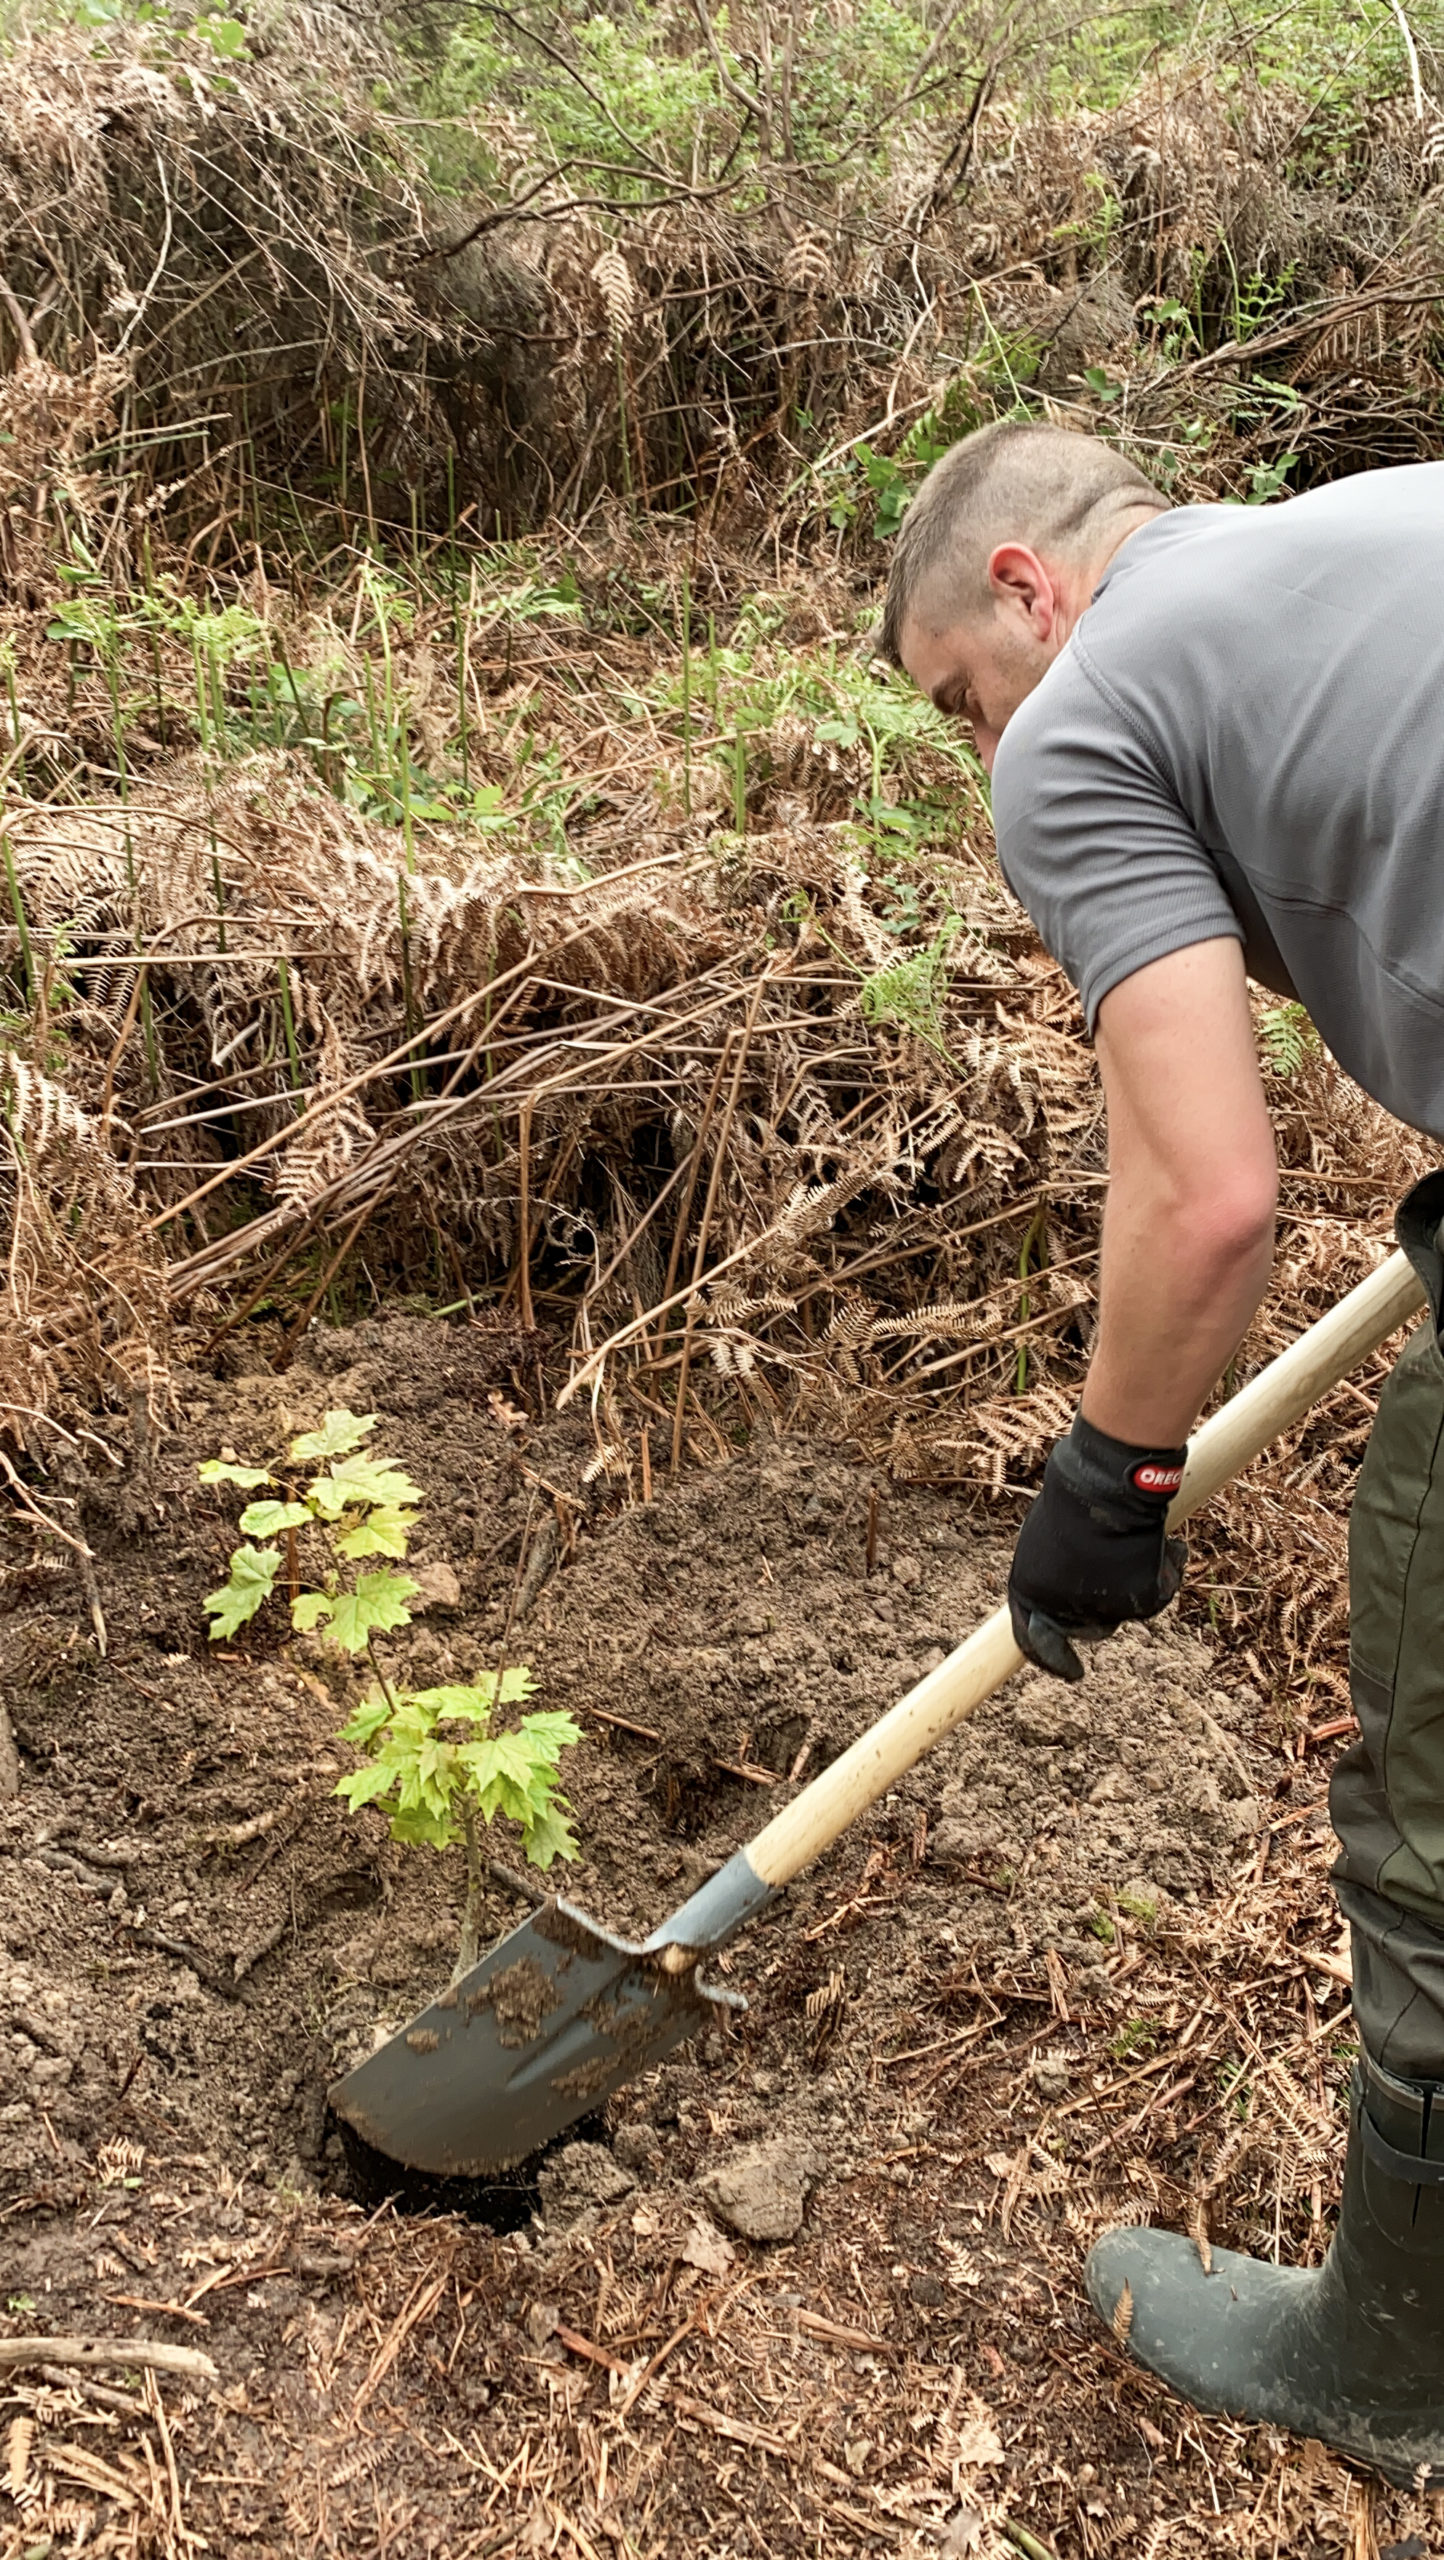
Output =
[{"x1": 878, "y1": 421, "x2": 1165, "y2": 665}]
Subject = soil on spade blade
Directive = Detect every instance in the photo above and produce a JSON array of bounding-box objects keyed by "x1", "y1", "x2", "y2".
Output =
[{"x1": 0, "y1": 1316, "x2": 1378, "y2": 2557}]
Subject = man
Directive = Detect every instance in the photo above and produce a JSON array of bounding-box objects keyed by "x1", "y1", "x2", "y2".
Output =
[{"x1": 881, "y1": 421, "x2": 1444, "y2": 2485}]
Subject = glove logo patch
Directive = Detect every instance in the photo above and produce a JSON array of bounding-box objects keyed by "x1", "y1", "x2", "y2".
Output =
[{"x1": 1129, "y1": 1460, "x2": 1185, "y2": 1496}]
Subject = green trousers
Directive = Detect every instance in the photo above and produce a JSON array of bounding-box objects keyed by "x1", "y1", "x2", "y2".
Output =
[{"x1": 1332, "y1": 1171, "x2": 1444, "y2": 2077}]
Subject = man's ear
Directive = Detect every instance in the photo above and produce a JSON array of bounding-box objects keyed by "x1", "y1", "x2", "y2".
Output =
[{"x1": 986, "y1": 542, "x2": 1057, "y2": 637}]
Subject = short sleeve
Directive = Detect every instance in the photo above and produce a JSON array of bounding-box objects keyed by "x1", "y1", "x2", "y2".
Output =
[{"x1": 989, "y1": 642, "x2": 1243, "y2": 1029}]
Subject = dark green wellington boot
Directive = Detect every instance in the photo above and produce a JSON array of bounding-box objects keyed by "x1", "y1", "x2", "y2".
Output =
[{"x1": 1085, "y1": 2051, "x2": 1444, "y2": 2487}]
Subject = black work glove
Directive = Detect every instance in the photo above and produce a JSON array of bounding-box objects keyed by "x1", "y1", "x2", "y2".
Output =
[{"x1": 1008, "y1": 1413, "x2": 1188, "y2": 1683}]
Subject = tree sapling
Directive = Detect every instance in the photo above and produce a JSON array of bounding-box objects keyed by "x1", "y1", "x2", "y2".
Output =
[{"x1": 198, "y1": 1408, "x2": 581, "y2": 1972}]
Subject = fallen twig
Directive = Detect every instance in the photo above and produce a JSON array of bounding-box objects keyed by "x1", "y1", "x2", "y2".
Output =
[{"x1": 0, "y1": 2335, "x2": 219, "y2": 2384}]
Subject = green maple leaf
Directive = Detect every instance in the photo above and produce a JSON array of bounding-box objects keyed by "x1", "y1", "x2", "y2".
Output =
[
  {"x1": 238, "y1": 1498, "x2": 311, "y2": 1538},
  {"x1": 463, "y1": 1727, "x2": 560, "y2": 1830},
  {"x1": 334, "y1": 1763, "x2": 395, "y2": 1811},
  {"x1": 287, "y1": 1410, "x2": 378, "y2": 1465},
  {"x1": 291, "y1": 1590, "x2": 335, "y2": 1635},
  {"x1": 198, "y1": 1458, "x2": 273, "y2": 1490},
  {"x1": 203, "y1": 1543, "x2": 281, "y2": 1641},
  {"x1": 410, "y1": 1682, "x2": 496, "y2": 1727},
  {"x1": 490, "y1": 1665, "x2": 539, "y2": 1709},
  {"x1": 520, "y1": 1797, "x2": 579, "y2": 1870},
  {"x1": 338, "y1": 1693, "x2": 395, "y2": 1748},
  {"x1": 386, "y1": 1697, "x2": 432, "y2": 1746},
  {"x1": 309, "y1": 1455, "x2": 426, "y2": 1519},
  {"x1": 417, "y1": 1737, "x2": 451, "y2": 1790},
  {"x1": 514, "y1": 1709, "x2": 582, "y2": 1757},
  {"x1": 483, "y1": 1730, "x2": 550, "y2": 1792},
  {"x1": 388, "y1": 1802, "x2": 458, "y2": 1849},
  {"x1": 335, "y1": 1504, "x2": 417, "y2": 1560},
  {"x1": 323, "y1": 1570, "x2": 420, "y2": 1652}
]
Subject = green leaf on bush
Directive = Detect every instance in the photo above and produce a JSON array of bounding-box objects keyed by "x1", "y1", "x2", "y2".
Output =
[
  {"x1": 387, "y1": 1802, "x2": 457, "y2": 1850},
  {"x1": 334, "y1": 1503, "x2": 417, "y2": 1560},
  {"x1": 197, "y1": 13, "x2": 248, "y2": 55},
  {"x1": 406, "y1": 1680, "x2": 507, "y2": 1728},
  {"x1": 203, "y1": 1543, "x2": 281, "y2": 1640},
  {"x1": 323, "y1": 1569, "x2": 420, "y2": 1652},
  {"x1": 514, "y1": 1708, "x2": 582, "y2": 1756},
  {"x1": 238, "y1": 1498, "x2": 312, "y2": 1538},
  {"x1": 334, "y1": 1763, "x2": 396, "y2": 1811},
  {"x1": 338, "y1": 1692, "x2": 394, "y2": 1747},
  {"x1": 198, "y1": 1458, "x2": 273, "y2": 1489},
  {"x1": 489, "y1": 1665, "x2": 539, "y2": 1709},
  {"x1": 333, "y1": 1677, "x2": 579, "y2": 1871},
  {"x1": 288, "y1": 1409, "x2": 377, "y2": 1465},
  {"x1": 309, "y1": 1454, "x2": 425, "y2": 1518},
  {"x1": 521, "y1": 1798, "x2": 580, "y2": 1870}
]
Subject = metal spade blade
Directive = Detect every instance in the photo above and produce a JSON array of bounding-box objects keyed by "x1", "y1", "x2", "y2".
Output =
[{"x1": 329, "y1": 1883, "x2": 749, "y2": 2177}]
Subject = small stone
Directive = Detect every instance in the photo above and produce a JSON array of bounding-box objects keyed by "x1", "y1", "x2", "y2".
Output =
[
  {"x1": 890, "y1": 1553, "x2": 923, "y2": 1589},
  {"x1": 1031, "y1": 2054, "x2": 1071, "y2": 2103},
  {"x1": 536, "y1": 2140, "x2": 636, "y2": 2228},
  {"x1": 908, "y1": 2271, "x2": 945, "y2": 2306},
  {"x1": 525, "y1": 2299, "x2": 560, "y2": 2345},
  {"x1": 695, "y1": 2137, "x2": 815, "y2": 2242},
  {"x1": 929, "y1": 1818, "x2": 998, "y2": 1867},
  {"x1": 1088, "y1": 1767, "x2": 1136, "y2": 1805},
  {"x1": 411, "y1": 1561, "x2": 462, "y2": 1613},
  {"x1": 612, "y1": 2124, "x2": 660, "y2": 2174}
]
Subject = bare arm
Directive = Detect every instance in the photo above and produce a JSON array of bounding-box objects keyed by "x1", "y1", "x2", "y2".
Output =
[{"x1": 1082, "y1": 939, "x2": 1278, "y2": 1447}]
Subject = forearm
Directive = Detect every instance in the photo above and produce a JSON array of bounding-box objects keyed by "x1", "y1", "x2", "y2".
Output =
[
  {"x1": 1007, "y1": 940, "x2": 1276, "y2": 1680},
  {"x1": 1080, "y1": 1171, "x2": 1275, "y2": 1446}
]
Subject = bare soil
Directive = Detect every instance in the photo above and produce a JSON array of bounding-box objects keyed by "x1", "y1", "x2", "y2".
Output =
[{"x1": 0, "y1": 1316, "x2": 1431, "y2": 2557}]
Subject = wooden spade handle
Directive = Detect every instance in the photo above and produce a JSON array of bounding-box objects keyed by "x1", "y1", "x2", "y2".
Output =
[{"x1": 745, "y1": 1248, "x2": 1425, "y2": 1894}]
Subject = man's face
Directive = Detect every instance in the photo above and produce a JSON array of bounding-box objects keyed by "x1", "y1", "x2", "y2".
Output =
[
  {"x1": 898, "y1": 605, "x2": 1052, "y2": 775},
  {"x1": 896, "y1": 542, "x2": 1069, "y2": 775}
]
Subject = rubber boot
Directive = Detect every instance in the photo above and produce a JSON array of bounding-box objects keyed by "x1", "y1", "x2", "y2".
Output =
[{"x1": 1085, "y1": 2051, "x2": 1444, "y2": 2487}]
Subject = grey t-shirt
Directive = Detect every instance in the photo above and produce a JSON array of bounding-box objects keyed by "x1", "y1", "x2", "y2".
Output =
[{"x1": 989, "y1": 462, "x2": 1444, "y2": 1137}]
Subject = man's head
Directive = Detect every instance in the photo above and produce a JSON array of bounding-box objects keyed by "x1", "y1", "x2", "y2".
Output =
[{"x1": 880, "y1": 422, "x2": 1166, "y2": 771}]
